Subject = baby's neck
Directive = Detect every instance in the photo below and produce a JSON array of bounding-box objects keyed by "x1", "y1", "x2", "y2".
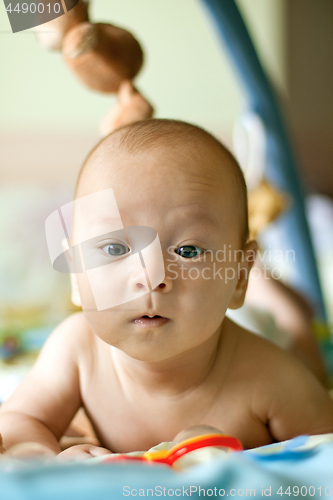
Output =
[{"x1": 110, "y1": 327, "x2": 225, "y2": 398}]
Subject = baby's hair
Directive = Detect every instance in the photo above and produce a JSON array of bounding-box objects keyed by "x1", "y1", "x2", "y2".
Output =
[{"x1": 76, "y1": 119, "x2": 249, "y2": 245}]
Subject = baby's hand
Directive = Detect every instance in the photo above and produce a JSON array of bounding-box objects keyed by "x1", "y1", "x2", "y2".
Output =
[
  {"x1": 56, "y1": 444, "x2": 112, "y2": 461},
  {"x1": 5, "y1": 442, "x2": 56, "y2": 459}
]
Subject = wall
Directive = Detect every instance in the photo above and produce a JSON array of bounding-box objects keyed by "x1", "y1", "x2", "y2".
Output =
[
  {"x1": 286, "y1": 0, "x2": 333, "y2": 197},
  {"x1": 0, "y1": 0, "x2": 287, "y2": 187}
]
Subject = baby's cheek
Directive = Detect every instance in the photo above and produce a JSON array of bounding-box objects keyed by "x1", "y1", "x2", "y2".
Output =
[
  {"x1": 203, "y1": 265, "x2": 237, "y2": 316},
  {"x1": 77, "y1": 273, "x2": 97, "y2": 311},
  {"x1": 180, "y1": 270, "x2": 227, "y2": 323},
  {"x1": 191, "y1": 261, "x2": 235, "y2": 296},
  {"x1": 77, "y1": 278, "x2": 113, "y2": 329}
]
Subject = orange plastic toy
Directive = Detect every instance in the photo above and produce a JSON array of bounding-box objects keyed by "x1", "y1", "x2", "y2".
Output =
[{"x1": 102, "y1": 434, "x2": 243, "y2": 467}]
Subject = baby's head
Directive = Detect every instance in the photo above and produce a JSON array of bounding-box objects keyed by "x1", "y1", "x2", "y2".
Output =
[
  {"x1": 76, "y1": 119, "x2": 249, "y2": 244},
  {"x1": 71, "y1": 119, "x2": 256, "y2": 361}
]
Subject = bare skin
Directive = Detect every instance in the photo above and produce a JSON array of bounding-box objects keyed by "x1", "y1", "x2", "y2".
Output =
[{"x1": 1, "y1": 129, "x2": 333, "y2": 459}]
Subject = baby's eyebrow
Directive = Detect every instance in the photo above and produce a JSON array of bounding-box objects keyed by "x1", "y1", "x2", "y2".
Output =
[
  {"x1": 171, "y1": 207, "x2": 218, "y2": 226},
  {"x1": 171, "y1": 213, "x2": 219, "y2": 239},
  {"x1": 75, "y1": 216, "x2": 124, "y2": 229},
  {"x1": 91, "y1": 216, "x2": 124, "y2": 227},
  {"x1": 71, "y1": 216, "x2": 124, "y2": 246},
  {"x1": 186, "y1": 214, "x2": 216, "y2": 225}
]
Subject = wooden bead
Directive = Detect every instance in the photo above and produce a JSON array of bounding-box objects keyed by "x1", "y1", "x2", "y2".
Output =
[
  {"x1": 100, "y1": 81, "x2": 154, "y2": 136},
  {"x1": 33, "y1": 0, "x2": 89, "y2": 51},
  {"x1": 62, "y1": 22, "x2": 143, "y2": 93}
]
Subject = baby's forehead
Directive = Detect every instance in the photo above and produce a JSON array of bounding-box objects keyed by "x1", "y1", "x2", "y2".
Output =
[
  {"x1": 78, "y1": 134, "x2": 235, "y2": 197},
  {"x1": 75, "y1": 123, "x2": 248, "y2": 244}
]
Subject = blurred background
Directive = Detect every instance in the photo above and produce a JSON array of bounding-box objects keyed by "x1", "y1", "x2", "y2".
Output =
[{"x1": 0, "y1": 0, "x2": 332, "y2": 391}]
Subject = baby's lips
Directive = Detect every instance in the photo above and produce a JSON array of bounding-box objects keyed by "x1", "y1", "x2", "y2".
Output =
[
  {"x1": 133, "y1": 312, "x2": 167, "y2": 321},
  {"x1": 133, "y1": 315, "x2": 170, "y2": 327}
]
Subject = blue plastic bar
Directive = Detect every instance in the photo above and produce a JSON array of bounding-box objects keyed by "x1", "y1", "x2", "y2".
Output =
[{"x1": 199, "y1": 0, "x2": 326, "y2": 320}]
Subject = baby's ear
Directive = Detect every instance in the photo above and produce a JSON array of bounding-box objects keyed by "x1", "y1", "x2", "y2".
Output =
[
  {"x1": 61, "y1": 239, "x2": 82, "y2": 307},
  {"x1": 228, "y1": 240, "x2": 258, "y2": 310}
]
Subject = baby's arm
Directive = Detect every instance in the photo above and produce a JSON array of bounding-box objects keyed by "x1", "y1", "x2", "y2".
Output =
[{"x1": 0, "y1": 314, "x2": 87, "y2": 455}]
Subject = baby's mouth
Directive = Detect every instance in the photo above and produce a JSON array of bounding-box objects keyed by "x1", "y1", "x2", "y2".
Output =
[{"x1": 133, "y1": 315, "x2": 169, "y2": 327}]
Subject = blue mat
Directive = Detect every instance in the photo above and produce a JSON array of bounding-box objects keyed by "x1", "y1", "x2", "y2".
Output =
[{"x1": 1, "y1": 438, "x2": 333, "y2": 500}]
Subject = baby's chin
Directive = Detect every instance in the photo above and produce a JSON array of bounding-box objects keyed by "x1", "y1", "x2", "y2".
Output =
[
  {"x1": 109, "y1": 332, "x2": 218, "y2": 366},
  {"x1": 94, "y1": 328, "x2": 188, "y2": 364},
  {"x1": 118, "y1": 348, "x2": 176, "y2": 364},
  {"x1": 111, "y1": 335, "x2": 180, "y2": 363}
]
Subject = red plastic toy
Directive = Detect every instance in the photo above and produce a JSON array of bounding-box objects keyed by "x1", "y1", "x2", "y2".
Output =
[{"x1": 101, "y1": 434, "x2": 243, "y2": 467}]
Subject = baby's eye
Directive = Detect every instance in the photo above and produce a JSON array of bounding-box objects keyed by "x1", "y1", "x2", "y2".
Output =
[
  {"x1": 101, "y1": 243, "x2": 130, "y2": 256},
  {"x1": 175, "y1": 245, "x2": 205, "y2": 259}
]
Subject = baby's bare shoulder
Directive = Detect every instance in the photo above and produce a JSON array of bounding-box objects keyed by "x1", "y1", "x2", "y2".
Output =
[
  {"x1": 230, "y1": 321, "x2": 319, "y2": 392},
  {"x1": 46, "y1": 312, "x2": 97, "y2": 359},
  {"x1": 52, "y1": 311, "x2": 93, "y2": 343},
  {"x1": 226, "y1": 319, "x2": 333, "y2": 441},
  {"x1": 0, "y1": 313, "x2": 95, "y2": 440},
  {"x1": 226, "y1": 319, "x2": 290, "y2": 373}
]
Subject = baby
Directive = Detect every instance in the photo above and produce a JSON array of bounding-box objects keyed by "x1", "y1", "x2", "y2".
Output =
[{"x1": 1, "y1": 119, "x2": 333, "y2": 459}]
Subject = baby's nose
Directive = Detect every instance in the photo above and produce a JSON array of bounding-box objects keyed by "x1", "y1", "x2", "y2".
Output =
[
  {"x1": 132, "y1": 270, "x2": 173, "y2": 293},
  {"x1": 152, "y1": 275, "x2": 173, "y2": 293},
  {"x1": 131, "y1": 267, "x2": 150, "y2": 293}
]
